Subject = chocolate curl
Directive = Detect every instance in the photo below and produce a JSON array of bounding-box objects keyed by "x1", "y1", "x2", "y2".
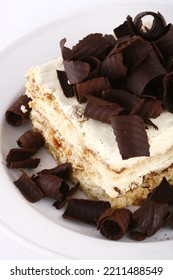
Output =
[
  {"x1": 35, "y1": 174, "x2": 69, "y2": 201},
  {"x1": 110, "y1": 115, "x2": 150, "y2": 159},
  {"x1": 57, "y1": 70, "x2": 74, "y2": 97},
  {"x1": 6, "y1": 95, "x2": 31, "y2": 126},
  {"x1": 63, "y1": 60, "x2": 90, "y2": 84},
  {"x1": 80, "y1": 56, "x2": 101, "y2": 80},
  {"x1": 166, "y1": 56, "x2": 173, "y2": 72},
  {"x1": 133, "y1": 11, "x2": 166, "y2": 41},
  {"x1": 102, "y1": 89, "x2": 144, "y2": 115},
  {"x1": 104, "y1": 34, "x2": 117, "y2": 54},
  {"x1": 74, "y1": 77, "x2": 111, "y2": 103},
  {"x1": 131, "y1": 200, "x2": 170, "y2": 239},
  {"x1": 84, "y1": 96, "x2": 124, "y2": 124},
  {"x1": 53, "y1": 182, "x2": 79, "y2": 209},
  {"x1": 101, "y1": 49, "x2": 127, "y2": 83},
  {"x1": 149, "y1": 177, "x2": 173, "y2": 205},
  {"x1": 37, "y1": 162, "x2": 72, "y2": 180},
  {"x1": 163, "y1": 71, "x2": 173, "y2": 112},
  {"x1": 97, "y1": 208, "x2": 133, "y2": 240},
  {"x1": 71, "y1": 33, "x2": 108, "y2": 60},
  {"x1": 120, "y1": 36, "x2": 153, "y2": 70},
  {"x1": 167, "y1": 212, "x2": 173, "y2": 229},
  {"x1": 60, "y1": 38, "x2": 72, "y2": 60},
  {"x1": 126, "y1": 56, "x2": 166, "y2": 96},
  {"x1": 14, "y1": 170, "x2": 43, "y2": 203},
  {"x1": 6, "y1": 148, "x2": 40, "y2": 169},
  {"x1": 155, "y1": 24, "x2": 173, "y2": 58},
  {"x1": 17, "y1": 129, "x2": 45, "y2": 151},
  {"x1": 113, "y1": 15, "x2": 135, "y2": 38},
  {"x1": 62, "y1": 199, "x2": 111, "y2": 226},
  {"x1": 138, "y1": 97, "x2": 163, "y2": 119}
]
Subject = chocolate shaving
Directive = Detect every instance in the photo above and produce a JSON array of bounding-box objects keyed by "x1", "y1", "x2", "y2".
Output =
[
  {"x1": 155, "y1": 24, "x2": 173, "y2": 58},
  {"x1": 6, "y1": 148, "x2": 36, "y2": 166},
  {"x1": 163, "y1": 71, "x2": 173, "y2": 112},
  {"x1": 37, "y1": 162, "x2": 72, "y2": 180},
  {"x1": 79, "y1": 56, "x2": 101, "y2": 80},
  {"x1": 132, "y1": 200, "x2": 170, "y2": 238},
  {"x1": 62, "y1": 198, "x2": 111, "y2": 226},
  {"x1": 167, "y1": 212, "x2": 173, "y2": 229},
  {"x1": 35, "y1": 174, "x2": 69, "y2": 201},
  {"x1": 60, "y1": 38, "x2": 72, "y2": 60},
  {"x1": 97, "y1": 208, "x2": 133, "y2": 240},
  {"x1": 110, "y1": 115, "x2": 150, "y2": 159},
  {"x1": 84, "y1": 95, "x2": 124, "y2": 124},
  {"x1": 74, "y1": 77, "x2": 111, "y2": 103},
  {"x1": 17, "y1": 129, "x2": 45, "y2": 151},
  {"x1": 57, "y1": 70, "x2": 74, "y2": 97},
  {"x1": 126, "y1": 55, "x2": 166, "y2": 96},
  {"x1": 14, "y1": 170, "x2": 43, "y2": 203},
  {"x1": 102, "y1": 89, "x2": 144, "y2": 115},
  {"x1": 133, "y1": 11, "x2": 166, "y2": 41},
  {"x1": 113, "y1": 15, "x2": 135, "y2": 38},
  {"x1": 63, "y1": 60, "x2": 90, "y2": 84},
  {"x1": 101, "y1": 50, "x2": 127, "y2": 83},
  {"x1": 129, "y1": 231, "x2": 146, "y2": 241},
  {"x1": 53, "y1": 182, "x2": 79, "y2": 209},
  {"x1": 149, "y1": 177, "x2": 173, "y2": 205},
  {"x1": 7, "y1": 158, "x2": 40, "y2": 169},
  {"x1": 6, "y1": 95, "x2": 31, "y2": 126},
  {"x1": 71, "y1": 33, "x2": 107, "y2": 60},
  {"x1": 138, "y1": 98, "x2": 163, "y2": 119}
]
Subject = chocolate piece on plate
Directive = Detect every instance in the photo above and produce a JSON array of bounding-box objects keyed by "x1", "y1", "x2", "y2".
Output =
[
  {"x1": 57, "y1": 70, "x2": 74, "y2": 97},
  {"x1": 7, "y1": 157, "x2": 40, "y2": 169},
  {"x1": 6, "y1": 148, "x2": 36, "y2": 167},
  {"x1": 14, "y1": 170, "x2": 43, "y2": 203},
  {"x1": 167, "y1": 212, "x2": 173, "y2": 229},
  {"x1": 97, "y1": 208, "x2": 133, "y2": 240},
  {"x1": 35, "y1": 174, "x2": 70, "y2": 201},
  {"x1": 113, "y1": 15, "x2": 135, "y2": 38},
  {"x1": 62, "y1": 198, "x2": 111, "y2": 226},
  {"x1": 129, "y1": 231, "x2": 146, "y2": 241},
  {"x1": 37, "y1": 162, "x2": 72, "y2": 180},
  {"x1": 110, "y1": 115, "x2": 150, "y2": 159},
  {"x1": 6, "y1": 95, "x2": 31, "y2": 126},
  {"x1": 17, "y1": 129, "x2": 45, "y2": 151},
  {"x1": 84, "y1": 95, "x2": 124, "y2": 124},
  {"x1": 132, "y1": 199, "x2": 170, "y2": 238},
  {"x1": 53, "y1": 182, "x2": 79, "y2": 209}
]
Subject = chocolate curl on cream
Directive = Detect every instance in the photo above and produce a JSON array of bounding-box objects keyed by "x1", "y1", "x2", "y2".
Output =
[
  {"x1": 84, "y1": 96, "x2": 124, "y2": 124},
  {"x1": 155, "y1": 24, "x2": 173, "y2": 58},
  {"x1": 130, "y1": 200, "x2": 170, "y2": 239},
  {"x1": 74, "y1": 77, "x2": 111, "y2": 103},
  {"x1": 62, "y1": 199, "x2": 111, "y2": 226},
  {"x1": 14, "y1": 170, "x2": 43, "y2": 203},
  {"x1": 6, "y1": 95, "x2": 31, "y2": 126},
  {"x1": 163, "y1": 71, "x2": 173, "y2": 112},
  {"x1": 63, "y1": 60, "x2": 90, "y2": 84},
  {"x1": 17, "y1": 129, "x2": 45, "y2": 151},
  {"x1": 57, "y1": 70, "x2": 74, "y2": 97},
  {"x1": 126, "y1": 56, "x2": 166, "y2": 97},
  {"x1": 101, "y1": 49, "x2": 127, "y2": 83},
  {"x1": 133, "y1": 11, "x2": 166, "y2": 41},
  {"x1": 97, "y1": 208, "x2": 133, "y2": 240},
  {"x1": 113, "y1": 15, "x2": 135, "y2": 38},
  {"x1": 110, "y1": 115, "x2": 150, "y2": 159}
]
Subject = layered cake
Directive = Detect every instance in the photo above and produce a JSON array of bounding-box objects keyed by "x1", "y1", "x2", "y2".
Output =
[{"x1": 25, "y1": 11, "x2": 173, "y2": 208}]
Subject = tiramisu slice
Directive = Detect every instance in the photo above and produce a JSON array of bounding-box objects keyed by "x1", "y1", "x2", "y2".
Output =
[{"x1": 25, "y1": 11, "x2": 173, "y2": 208}]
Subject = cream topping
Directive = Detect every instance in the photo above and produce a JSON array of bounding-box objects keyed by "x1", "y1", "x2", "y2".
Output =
[{"x1": 35, "y1": 58, "x2": 173, "y2": 171}]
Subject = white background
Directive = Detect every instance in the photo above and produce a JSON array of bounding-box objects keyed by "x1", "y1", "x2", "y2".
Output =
[{"x1": 0, "y1": 0, "x2": 172, "y2": 260}]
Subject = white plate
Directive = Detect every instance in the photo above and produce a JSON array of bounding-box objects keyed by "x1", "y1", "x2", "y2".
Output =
[{"x1": 1, "y1": 3, "x2": 173, "y2": 260}]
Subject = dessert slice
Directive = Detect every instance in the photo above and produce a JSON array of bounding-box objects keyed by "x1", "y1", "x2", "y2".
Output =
[{"x1": 25, "y1": 12, "x2": 173, "y2": 208}]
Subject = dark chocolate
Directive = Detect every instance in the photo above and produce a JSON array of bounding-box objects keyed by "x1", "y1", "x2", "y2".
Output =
[
  {"x1": 163, "y1": 71, "x2": 173, "y2": 112},
  {"x1": 37, "y1": 162, "x2": 72, "y2": 180},
  {"x1": 155, "y1": 24, "x2": 173, "y2": 58},
  {"x1": 17, "y1": 129, "x2": 45, "y2": 151},
  {"x1": 57, "y1": 70, "x2": 74, "y2": 97},
  {"x1": 97, "y1": 208, "x2": 133, "y2": 240},
  {"x1": 110, "y1": 115, "x2": 150, "y2": 159},
  {"x1": 14, "y1": 170, "x2": 43, "y2": 203},
  {"x1": 62, "y1": 198, "x2": 111, "y2": 226},
  {"x1": 6, "y1": 95, "x2": 31, "y2": 126},
  {"x1": 6, "y1": 148, "x2": 36, "y2": 166},
  {"x1": 149, "y1": 177, "x2": 173, "y2": 205}
]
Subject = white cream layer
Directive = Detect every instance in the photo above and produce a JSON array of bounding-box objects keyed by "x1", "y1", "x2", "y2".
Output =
[{"x1": 34, "y1": 57, "x2": 173, "y2": 173}]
